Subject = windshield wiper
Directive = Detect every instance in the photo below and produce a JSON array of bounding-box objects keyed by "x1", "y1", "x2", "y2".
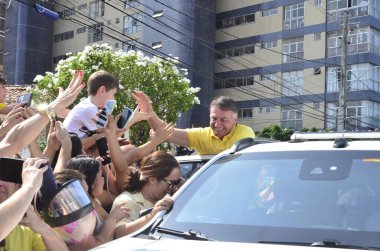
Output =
[
  {"x1": 311, "y1": 239, "x2": 376, "y2": 250},
  {"x1": 154, "y1": 227, "x2": 215, "y2": 241}
]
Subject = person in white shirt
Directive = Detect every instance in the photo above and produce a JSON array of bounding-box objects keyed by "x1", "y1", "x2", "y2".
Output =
[{"x1": 63, "y1": 70, "x2": 118, "y2": 150}]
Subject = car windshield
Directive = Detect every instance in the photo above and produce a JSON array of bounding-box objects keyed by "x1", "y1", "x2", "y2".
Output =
[{"x1": 157, "y1": 150, "x2": 380, "y2": 248}]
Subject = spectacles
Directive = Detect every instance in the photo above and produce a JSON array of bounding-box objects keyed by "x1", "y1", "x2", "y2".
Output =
[{"x1": 162, "y1": 178, "x2": 182, "y2": 188}]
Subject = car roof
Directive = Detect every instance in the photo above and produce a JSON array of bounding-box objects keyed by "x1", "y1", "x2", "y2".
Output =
[
  {"x1": 175, "y1": 154, "x2": 215, "y2": 162},
  {"x1": 239, "y1": 140, "x2": 380, "y2": 153}
]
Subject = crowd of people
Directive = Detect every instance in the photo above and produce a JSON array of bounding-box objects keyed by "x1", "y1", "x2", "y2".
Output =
[{"x1": 0, "y1": 70, "x2": 255, "y2": 250}]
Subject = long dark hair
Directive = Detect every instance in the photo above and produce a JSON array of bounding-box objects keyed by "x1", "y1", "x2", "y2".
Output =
[{"x1": 125, "y1": 151, "x2": 179, "y2": 193}]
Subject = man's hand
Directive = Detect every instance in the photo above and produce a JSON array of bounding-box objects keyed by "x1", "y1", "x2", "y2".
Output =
[{"x1": 48, "y1": 70, "x2": 85, "y2": 114}]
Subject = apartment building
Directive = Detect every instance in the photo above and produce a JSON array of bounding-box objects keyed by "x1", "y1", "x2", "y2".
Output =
[
  {"x1": 4, "y1": 0, "x2": 380, "y2": 130},
  {"x1": 215, "y1": 0, "x2": 380, "y2": 131}
]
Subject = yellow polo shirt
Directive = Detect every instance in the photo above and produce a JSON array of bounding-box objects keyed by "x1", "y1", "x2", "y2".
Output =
[
  {"x1": 2, "y1": 225, "x2": 45, "y2": 251},
  {"x1": 187, "y1": 124, "x2": 255, "y2": 155},
  {"x1": 0, "y1": 103, "x2": 6, "y2": 111}
]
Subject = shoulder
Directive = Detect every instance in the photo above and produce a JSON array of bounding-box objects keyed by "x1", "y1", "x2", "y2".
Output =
[{"x1": 187, "y1": 127, "x2": 212, "y2": 135}]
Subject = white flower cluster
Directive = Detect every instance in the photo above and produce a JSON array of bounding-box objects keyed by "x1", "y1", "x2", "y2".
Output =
[
  {"x1": 33, "y1": 75, "x2": 44, "y2": 83},
  {"x1": 187, "y1": 87, "x2": 201, "y2": 94},
  {"x1": 193, "y1": 96, "x2": 200, "y2": 104}
]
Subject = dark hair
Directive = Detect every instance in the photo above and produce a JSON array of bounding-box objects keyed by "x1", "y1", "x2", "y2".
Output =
[
  {"x1": 51, "y1": 133, "x2": 83, "y2": 169},
  {"x1": 87, "y1": 70, "x2": 118, "y2": 96},
  {"x1": 0, "y1": 73, "x2": 7, "y2": 85},
  {"x1": 210, "y1": 96, "x2": 238, "y2": 114},
  {"x1": 66, "y1": 156, "x2": 100, "y2": 197},
  {"x1": 126, "y1": 151, "x2": 179, "y2": 193},
  {"x1": 54, "y1": 169, "x2": 86, "y2": 187}
]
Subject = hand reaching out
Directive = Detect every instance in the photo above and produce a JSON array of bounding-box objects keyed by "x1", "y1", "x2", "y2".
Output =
[
  {"x1": 150, "y1": 122, "x2": 175, "y2": 145},
  {"x1": 132, "y1": 91, "x2": 153, "y2": 113}
]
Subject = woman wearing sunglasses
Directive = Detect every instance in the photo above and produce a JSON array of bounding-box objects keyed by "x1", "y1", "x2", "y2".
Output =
[{"x1": 111, "y1": 151, "x2": 182, "y2": 238}]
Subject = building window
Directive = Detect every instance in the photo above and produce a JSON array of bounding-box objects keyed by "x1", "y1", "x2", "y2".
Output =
[
  {"x1": 123, "y1": 40, "x2": 138, "y2": 51},
  {"x1": 262, "y1": 8, "x2": 278, "y2": 17},
  {"x1": 283, "y1": 37, "x2": 304, "y2": 63},
  {"x1": 313, "y1": 102, "x2": 320, "y2": 110},
  {"x1": 259, "y1": 106, "x2": 274, "y2": 113},
  {"x1": 88, "y1": 23, "x2": 103, "y2": 43},
  {"x1": 314, "y1": 33, "x2": 321, "y2": 40},
  {"x1": 53, "y1": 55, "x2": 67, "y2": 64},
  {"x1": 89, "y1": 0, "x2": 104, "y2": 19},
  {"x1": 315, "y1": 0, "x2": 322, "y2": 6},
  {"x1": 54, "y1": 30, "x2": 74, "y2": 43},
  {"x1": 216, "y1": 13, "x2": 255, "y2": 29},
  {"x1": 260, "y1": 73, "x2": 277, "y2": 82},
  {"x1": 282, "y1": 70, "x2": 304, "y2": 96},
  {"x1": 78, "y1": 4, "x2": 87, "y2": 11},
  {"x1": 115, "y1": 42, "x2": 119, "y2": 48},
  {"x1": 60, "y1": 7, "x2": 75, "y2": 17},
  {"x1": 327, "y1": 27, "x2": 377, "y2": 58},
  {"x1": 327, "y1": 0, "x2": 369, "y2": 22},
  {"x1": 283, "y1": 2, "x2": 304, "y2": 30},
  {"x1": 124, "y1": 13, "x2": 141, "y2": 34},
  {"x1": 327, "y1": 100, "x2": 380, "y2": 130},
  {"x1": 77, "y1": 27, "x2": 86, "y2": 34},
  {"x1": 214, "y1": 76, "x2": 254, "y2": 89},
  {"x1": 216, "y1": 44, "x2": 255, "y2": 59},
  {"x1": 281, "y1": 104, "x2": 303, "y2": 129},
  {"x1": 261, "y1": 41, "x2": 277, "y2": 49},
  {"x1": 327, "y1": 63, "x2": 380, "y2": 93},
  {"x1": 124, "y1": 0, "x2": 140, "y2": 9},
  {"x1": 238, "y1": 108, "x2": 253, "y2": 118},
  {"x1": 115, "y1": 17, "x2": 120, "y2": 24}
]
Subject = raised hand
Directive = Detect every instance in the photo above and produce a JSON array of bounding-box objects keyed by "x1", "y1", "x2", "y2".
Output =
[
  {"x1": 132, "y1": 91, "x2": 153, "y2": 113},
  {"x1": 49, "y1": 70, "x2": 85, "y2": 114},
  {"x1": 21, "y1": 158, "x2": 49, "y2": 193},
  {"x1": 150, "y1": 122, "x2": 175, "y2": 145}
]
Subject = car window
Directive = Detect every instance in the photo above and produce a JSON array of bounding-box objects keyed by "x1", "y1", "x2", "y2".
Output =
[{"x1": 158, "y1": 151, "x2": 380, "y2": 247}]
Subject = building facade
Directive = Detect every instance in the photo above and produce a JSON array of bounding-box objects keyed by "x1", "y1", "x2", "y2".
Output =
[
  {"x1": 215, "y1": 0, "x2": 380, "y2": 131},
  {"x1": 4, "y1": 0, "x2": 380, "y2": 131}
]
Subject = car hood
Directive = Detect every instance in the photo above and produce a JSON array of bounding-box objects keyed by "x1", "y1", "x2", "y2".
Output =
[{"x1": 91, "y1": 236, "x2": 364, "y2": 250}]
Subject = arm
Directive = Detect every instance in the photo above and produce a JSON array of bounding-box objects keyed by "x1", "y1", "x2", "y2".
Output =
[
  {"x1": 0, "y1": 104, "x2": 14, "y2": 114},
  {"x1": 0, "y1": 158, "x2": 48, "y2": 240},
  {"x1": 123, "y1": 123, "x2": 175, "y2": 166},
  {"x1": 53, "y1": 122, "x2": 72, "y2": 173},
  {"x1": 115, "y1": 195, "x2": 173, "y2": 238},
  {"x1": 0, "y1": 104, "x2": 25, "y2": 138},
  {"x1": 133, "y1": 91, "x2": 189, "y2": 147},
  {"x1": 0, "y1": 70, "x2": 85, "y2": 158},
  {"x1": 20, "y1": 205, "x2": 68, "y2": 251}
]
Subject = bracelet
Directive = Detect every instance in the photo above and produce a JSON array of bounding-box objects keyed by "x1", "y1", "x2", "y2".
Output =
[{"x1": 37, "y1": 105, "x2": 57, "y2": 121}]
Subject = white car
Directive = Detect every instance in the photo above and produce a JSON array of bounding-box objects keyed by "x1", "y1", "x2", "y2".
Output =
[{"x1": 93, "y1": 133, "x2": 380, "y2": 250}]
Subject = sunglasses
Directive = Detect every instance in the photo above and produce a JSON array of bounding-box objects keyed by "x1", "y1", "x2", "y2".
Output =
[{"x1": 162, "y1": 178, "x2": 183, "y2": 188}]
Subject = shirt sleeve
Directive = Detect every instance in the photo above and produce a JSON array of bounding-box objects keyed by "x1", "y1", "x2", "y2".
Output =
[
  {"x1": 112, "y1": 195, "x2": 141, "y2": 228},
  {"x1": 32, "y1": 232, "x2": 46, "y2": 251},
  {"x1": 187, "y1": 127, "x2": 208, "y2": 151}
]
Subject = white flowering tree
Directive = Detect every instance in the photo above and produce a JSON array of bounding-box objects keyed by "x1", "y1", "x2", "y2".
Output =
[{"x1": 33, "y1": 43, "x2": 200, "y2": 146}]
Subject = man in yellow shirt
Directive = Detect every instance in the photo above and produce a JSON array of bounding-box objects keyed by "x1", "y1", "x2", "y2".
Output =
[{"x1": 135, "y1": 93, "x2": 255, "y2": 155}]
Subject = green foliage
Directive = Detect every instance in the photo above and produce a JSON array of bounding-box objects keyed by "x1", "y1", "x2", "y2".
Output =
[
  {"x1": 32, "y1": 44, "x2": 200, "y2": 146},
  {"x1": 257, "y1": 124, "x2": 294, "y2": 141}
]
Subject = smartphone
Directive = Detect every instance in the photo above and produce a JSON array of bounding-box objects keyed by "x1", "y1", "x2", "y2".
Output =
[
  {"x1": 117, "y1": 107, "x2": 134, "y2": 129},
  {"x1": 0, "y1": 158, "x2": 24, "y2": 184},
  {"x1": 16, "y1": 93, "x2": 33, "y2": 107},
  {"x1": 96, "y1": 99, "x2": 117, "y2": 128}
]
